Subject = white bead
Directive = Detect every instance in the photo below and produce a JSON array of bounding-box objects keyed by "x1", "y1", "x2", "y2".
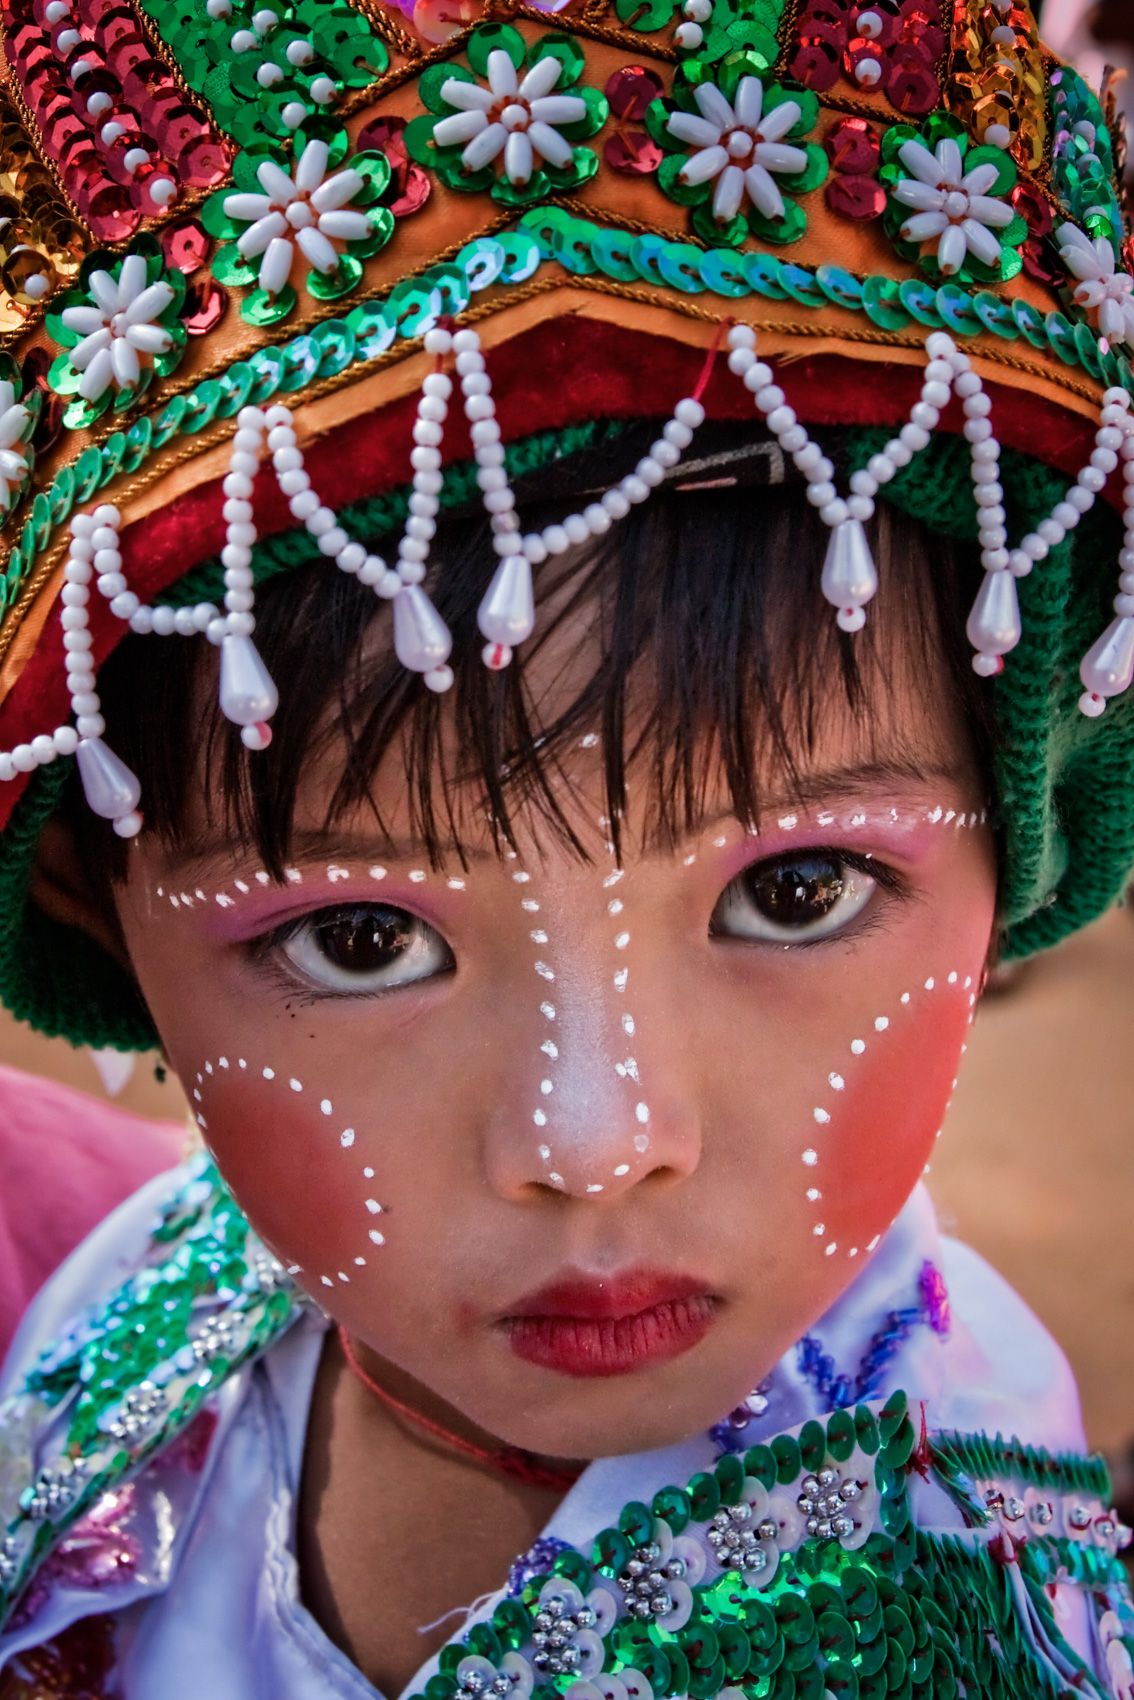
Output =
[
  {"x1": 636, "y1": 457, "x2": 665, "y2": 487},
  {"x1": 1038, "y1": 518, "x2": 1065, "y2": 547},
  {"x1": 1102, "y1": 404, "x2": 1129, "y2": 428},
  {"x1": 780, "y1": 425, "x2": 808, "y2": 454},
  {"x1": 273, "y1": 446, "x2": 302, "y2": 473},
  {"x1": 193, "y1": 604, "x2": 215, "y2": 632},
  {"x1": 60, "y1": 606, "x2": 87, "y2": 631},
  {"x1": 233, "y1": 427, "x2": 263, "y2": 454},
  {"x1": 807, "y1": 481, "x2": 837, "y2": 509},
  {"x1": 309, "y1": 75, "x2": 335, "y2": 103},
  {"x1": 92, "y1": 504, "x2": 120, "y2": 527},
  {"x1": 1103, "y1": 387, "x2": 1130, "y2": 408},
  {"x1": 76, "y1": 714, "x2": 106, "y2": 738},
  {"x1": 972, "y1": 462, "x2": 1000, "y2": 486},
  {"x1": 470, "y1": 419, "x2": 500, "y2": 446},
  {"x1": 921, "y1": 380, "x2": 951, "y2": 410},
  {"x1": 868, "y1": 453, "x2": 896, "y2": 485},
  {"x1": 61, "y1": 584, "x2": 88, "y2": 607},
  {"x1": 964, "y1": 419, "x2": 992, "y2": 443},
  {"x1": 1091, "y1": 446, "x2": 1119, "y2": 476},
  {"x1": 152, "y1": 606, "x2": 177, "y2": 636},
  {"x1": 664, "y1": 419, "x2": 693, "y2": 449},
  {"x1": 11, "y1": 744, "x2": 37, "y2": 773},
  {"x1": 821, "y1": 499, "x2": 849, "y2": 528},
  {"x1": 910, "y1": 402, "x2": 939, "y2": 432},
  {"x1": 53, "y1": 727, "x2": 79, "y2": 757},
  {"x1": 742, "y1": 364, "x2": 774, "y2": 394},
  {"x1": 726, "y1": 325, "x2": 756, "y2": 350},
  {"x1": 674, "y1": 22, "x2": 703, "y2": 47},
  {"x1": 675, "y1": 398, "x2": 705, "y2": 428},
  {"x1": 226, "y1": 611, "x2": 255, "y2": 637},
  {"x1": 563, "y1": 513, "x2": 589, "y2": 545},
  {"x1": 651, "y1": 439, "x2": 680, "y2": 469},
  {"x1": 0, "y1": 754, "x2": 13, "y2": 782},
  {"x1": 1068, "y1": 485, "x2": 1096, "y2": 514},
  {"x1": 63, "y1": 630, "x2": 93, "y2": 652},
  {"x1": 221, "y1": 545, "x2": 252, "y2": 573},
  {"x1": 336, "y1": 542, "x2": 366, "y2": 574},
  {"x1": 925, "y1": 332, "x2": 956, "y2": 362},
  {"x1": 583, "y1": 502, "x2": 611, "y2": 535},
  {"x1": 399, "y1": 537, "x2": 428, "y2": 562},
  {"x1": 174, "y1": 607, "x2": 198, "y2": 636},
  {"x1": 924, "y1": 359, "x2": 954, "y2": 387},
  {"x1": 961, "y1": 387, "x2": 990, "y2": 414},
  {"x1": 418, "y1": 395, "x2": 447, "y2": 423},
  {"x1": 888, "y1": 442, "x2": 913, "y2": 470},
  {"x1": 91, "y1": 526, "x2": 119, "y2": 552},
  {"x1": 223, "y1": 499, "x2": 254, "y2": 523},
  {"x1": 423, "y1": 328, "x2": 453, "y2": 356},
  {"x1": 542, "y1": 524, "x2": 570, "y2": 555},
  {"x1": 1078, "y1": 466, "x2": 1107, "y2": 493},
  {"x1": 975, "y1": 485, "x2": 1004, "y2": 508},
  {"x1": 971, "y1": 439, "x2": 999, "y2": 463},
  {"x1": 224, "y1": 473, "x2": 253, "y2": 499},
  {"x1": 522, "y1": 534, "x2": 548, "y2": 564},
  {"x1": 413, "y1": 419, "x2": 443, "y2": 447},
  {"x1": 477, "y1": 466, "x2": 508, "y2": 493},
  {"x1": 70, "y1": 514, "x2": 95, "y2": 539},
  {"x1": 484, "y1": 488, "x2": 515, "y2": 514},
  {"x1": 602, "y1": 488, "x2": 631, "y2": 519},
  {"x1": 464, "y1": 395, "x2": 494, "y2": 423},
  {"x1": 461, "y1": 372, "x2": 490, "y2": 396},
  {"x1": 411, "y1": 446, "x2": 442, "y2": 471},
  {"x1": 899, "y1": 422, "x2": 931, "y2": 454},
  {"x1": 1114, "y1": 594, "x2": 1134, "y2": 618},
  {"x1": 422, "y1": 373, "x2": 452, "y2": 400},
  {"x1": 110, "y1": 592, "x2": 140, "y2": 620},
  {"x1": 476, "y1": 443, "x2": 505, "y2": 468},
  {"x1": 849, "y1": 469, "x2": 878, "y2": 498},
  {"x1": 452, "y1": 329, "x2": 480, "y2": 354},
  {"x1": 406, "y1": 515, "x2": 435, "y2": 540},
  {"x1": 318, "y1": 527, "x2": 349, "y2": 557},
  {"x1": 129, "y1": 610, "x2": 154, "y2": 635},
  {"x1": 847, "y1": 494, "x2": 875, "y2": 523},
  {"x1": 1097, "y1": 425, "x2": 1124, "y2": 451},
  {"x1": 755, "y1": 385, "x2": 786, "y2": 413},
  {"x1": 1022, "y1": 533, "x2": 1049, "y2": 562},
  {"x1": 766, "y1": 406, "x2": 796, "y2": 436},
  {"x1": 229, "y1": 450, "x2": 258, "y2": 477},
  {"x1": 397, "y1": 559, "x2": 426, "y2": 584},
  {"x1": 794, "y1": 442, "x2": 825, "y2": 475},
  {"x1": 71, "y1": 692, "x2": 100, "y2": 716},
  {"x1": 357, "y1": 556, "x2": 387, "y2": 587}
]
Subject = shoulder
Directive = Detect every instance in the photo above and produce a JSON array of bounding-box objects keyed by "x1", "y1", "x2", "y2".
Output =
[
  {"x1": 0, "y1": 1062, "x2": 182, "y2": 1363},
  {"x1": 935, "y1": 1227, "x2": 1087, "y2": 1452}
]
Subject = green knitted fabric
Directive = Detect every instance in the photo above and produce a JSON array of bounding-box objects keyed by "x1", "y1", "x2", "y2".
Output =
[{"x1": 1, "y1": 421, "x2": 1131, "y2": 1050}]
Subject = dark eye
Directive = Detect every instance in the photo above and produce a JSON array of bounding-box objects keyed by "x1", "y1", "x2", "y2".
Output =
[
  {"x1": 711, "y1": 853, "x2": 878, "y2": 944},
  {"x1": 274, "y1": 904, "x2": 453, "y2": 993}
]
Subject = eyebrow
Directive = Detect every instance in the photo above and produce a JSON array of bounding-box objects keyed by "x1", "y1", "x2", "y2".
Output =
[{"x1": 160, "y1": 755, "x2": 969, "y2": 884}]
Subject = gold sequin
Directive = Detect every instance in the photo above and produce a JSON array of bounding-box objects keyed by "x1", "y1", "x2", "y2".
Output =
[
  {"x1": 0, "y1": 91, "x2": 86, "y2": 344},
  {"x1": 945, "y1": 0, "x2": 1047, "y2": 173}
]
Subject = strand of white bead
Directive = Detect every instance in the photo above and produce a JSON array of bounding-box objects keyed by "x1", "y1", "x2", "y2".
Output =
[
  {"x1": 516, "y1": 400, "x2": 707, "y2": 578},
  {"x1": 453, "y1": 325, "x2": 534, "y2": 673},
  {"x1": 1080, "y1": 413, "x2": 1134, "y2": 717}
]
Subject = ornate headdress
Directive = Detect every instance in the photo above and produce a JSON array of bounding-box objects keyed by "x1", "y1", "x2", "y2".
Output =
[{"x1": 1, "y1": 0, "x2": 1133, "y2": 1041}]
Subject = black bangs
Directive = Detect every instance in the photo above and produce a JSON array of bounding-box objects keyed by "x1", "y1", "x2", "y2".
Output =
[{"x1": 83, "y1": 421, "x2": 995, "y2": 876}]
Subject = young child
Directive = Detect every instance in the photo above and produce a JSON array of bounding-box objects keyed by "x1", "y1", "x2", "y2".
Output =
[{"x1": 1, "y1": 0, "x2": 1134, "y2": 1692}]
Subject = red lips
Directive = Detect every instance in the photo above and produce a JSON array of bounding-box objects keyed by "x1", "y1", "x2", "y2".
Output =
[{"x1": 501, "y1": 1269, "x2": 719, "y2": 1377}]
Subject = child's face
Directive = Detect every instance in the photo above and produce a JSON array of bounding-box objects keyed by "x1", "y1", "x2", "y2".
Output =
[{"x1": 111, "y1": 603, "x2": 996, "y2": 1460}]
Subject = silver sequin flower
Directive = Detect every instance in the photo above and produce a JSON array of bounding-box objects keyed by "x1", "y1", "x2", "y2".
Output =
[
  {"x1": 531, "y1": 1577, "x2": 616, "y2": 1677},
  {"x1": 797, "y1": 1465, "x2": 868, "y2": 1543},
  {"x1": 97, "y1": 1381, "x2": 168, "y2": 1444}
]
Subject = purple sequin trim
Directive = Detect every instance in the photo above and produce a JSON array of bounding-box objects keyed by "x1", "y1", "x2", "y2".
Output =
[{"x1": 507, "y1": 1535, "x2": 572, "y2": 1597}]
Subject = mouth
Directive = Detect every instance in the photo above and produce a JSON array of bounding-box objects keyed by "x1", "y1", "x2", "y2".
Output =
[{"x1": 499, "y1": 1270, "x2": 720, "y2": 1378}]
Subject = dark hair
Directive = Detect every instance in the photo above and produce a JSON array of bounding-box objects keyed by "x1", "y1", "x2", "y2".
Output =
[{"x1": 80, "y1": 422, "x2": 995, "y2": 877}]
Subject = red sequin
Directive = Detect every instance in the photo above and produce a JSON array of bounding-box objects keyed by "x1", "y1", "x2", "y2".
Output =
[
  {"x1": 182, "y1": 275, "x2": 227, "y2": 335},
  {"x1": 1012, "y1": 183, "x2": 1060, "y2": 286},
  {"x1": 824, "y1": 116, "x2": 886, "y2": 222},
  {"x1": 356, "y1": 116, "x2": 431, "y2": 219},
  {"x1": 160, "y1": 215, "x2": 210, "y2": 276},
  {"x1": 789, "y1": 0, "x2": 945, "y2": 115},
  {"x1": 3, "y1": 0, "x2": 232, "y2": 242},
  {"x1": 603, "y1": 66, "x2": 664, "y2": 178}
]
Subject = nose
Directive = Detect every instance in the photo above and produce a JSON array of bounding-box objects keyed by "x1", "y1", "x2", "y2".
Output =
[{"x1": 481, "y1": 898, "x2": 703, "y2": 1202}]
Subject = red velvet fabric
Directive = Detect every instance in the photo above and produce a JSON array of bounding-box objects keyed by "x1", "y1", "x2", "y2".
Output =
[{"x1": 0, "y1": 318, "x2": 1108, "y2": 831}]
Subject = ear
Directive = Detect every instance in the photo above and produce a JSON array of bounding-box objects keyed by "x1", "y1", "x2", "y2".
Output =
[{"x1": 31, "y1": 815, "x2": 133, "y2": 972}]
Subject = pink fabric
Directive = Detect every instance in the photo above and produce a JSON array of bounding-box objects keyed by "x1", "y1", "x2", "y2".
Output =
[{"x1": 0, "y1": 1063, "x2": 182, "y2": 1363}]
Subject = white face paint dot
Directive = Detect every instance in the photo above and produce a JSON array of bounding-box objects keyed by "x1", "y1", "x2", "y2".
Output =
[
  {"x1": 368, "y1": 1229, "x2": 385, "y2": 1245},
  {"x1": 540, "y1": 1001, "x2": 556, "y2": 1020},
  {"x1": 354, "y1": 1256, "x2": 366, "y2": 1267},
  {"x1": 540, "y1": 1079, "x2": 554, "y2": 1096},
  {"x1": 635, "y1": 1102, "x2": 650, "y2": 1124},
  {"x1": 365, "y1": 1199, "x2": 383, "y2": 1214},
  {"x1": 285, "y1": 868, "x2": 301, "y2": 883},
  {"x1": 806, "y1": 1187, "x2": 822, "y2": 1202},
  {"x1": 340, "y1": 1128, "x2": 355, "y2": 1148},
  {"x1": 622, "y1": 1014, "x2": 636, "y2": 1035},
  {"x1": 409, "y1": 870, "x2": 426, "y2": 884},
  {"x1": 580, "y1": 732, "x2": 599, "y2": 748},
  {"x1": 204, "y1": 1061, "x2": 214, "y2": 1074},
  {"x1": 338, "y1": 1272, "x2": 349, "y2": 1284},
  {"x1": 867, "y1": 1233, "x2": 881, "y2": 1251},
  {"x1": 530, "y1": 929, "x2": 549, "y2": 944},
  {"x1": 614, "y1": 968, "x2": 629, "y2": 990},
  {"x1": 533, "y1": 1108, "x2": 548, "y2": 1127},
  {"x1": 614, "y1": 931, "x2": 631, "y2": 950},
  {"x1": 521, "y1": 898, "x2": 540, "y2": 912},
  {"x1": 948, "y1": 970, "x2": 958, "y2": 983},
  {"x1": 289, "y1": 1078, "x2": 303, "y2": 1093},
  {"x1": 262, "y1": 1067, "x2": 275, "y2": 1080},
  {"x1": 607, "y1": 899, "x2": 624, "y2": 916},
  {"x1": 548, "y1": 1172, "x2": 564, "y2": 1187},
  {"x1": 535, "y1": 962, "x2": 555, "y2": 981},
  {"x1": 218, "y1": 1056, "x2": 229, "y2": 1069},
  {"x1": 813, "y1": 1107, "x2": 831, "y2": 1125},
  {"x1": 848, "y1": 1247, "x2": 859, "y2": 1258},
  {"x1": 613, "y1": 1163, "x2": 631, "y2": 1176},
  {"x1": 321, "y1": 1275, "x2": 333, "y2": 1287},
  {"x1": 963, "y1": 975, "x2": 973, "y2": 989},
  {"x1": 234, "y1": 879, "x2": 249, "y2": 894},
  {"x1": 538, "y1": 1143, "x2": 552, "y2": 1161},
  {"x1": 924, "y1": 977, "x2": 935, "y2": 991},
  {"x1": 802, "y1": 1148, "x2": 818, "y2": 1166},
  {"x1": 712, "y1": 834, "x2": 727, "y2": 848},
  {"x1": 369, "y1": 866, "x2": 387, "y2": 881},
  {"x1": 900, "y1": 992, "x2": 911, "y2": 1005},
  {"x1": 873, "y1": 1016, "x2": 889, "y2": 1032},
  {"x1": 778, "y1": 814, "x2": 798, "y2": 830},
  {"x1": 238, "y1": 1058, "x2": 247, "y2": 1069},
  {"x1": 363, "y1": 1166, "x2": 374, "y2": 1178},
  {"x1": 192, "y1": 1089, "x2": 202, "y2": 1103},
  {"x1": 541, "y1": 1040, "x2": 558, "y2": 1059},
  {"x1": 320, "y1": 1099, "x2": 332, "y2": 1116},
  {"x1": 586, "y1": 1183, "x2": 604, "y2": 1194},
  {"x1": 633, "y1": 1133, "x2": 650, "y2": 1153},
  {"x1": 825, "y1": 1243, "x2": 838, "y2": 1257},
  {"x1": 828, "y1": 1072, "x2": 845, "y2": 1091},
  {"x1": 603, "y1": 870, "x2": 624, "y2": 888},
  {"x1": 447, "y1": 876, "x2": 466, "y2": 890},
  {"x1": 682, "y1": 853, "x2": 697, "y2": 866},
  {"x1": 512, "y1": 870, "x2": 531, "y2": 884},
  {"x1": 850, "y1": 1039, "x2": 866, "y2": 1055},
  {"x1": 812, "y1": 1223, "x2": 825, "y2": 1236}
]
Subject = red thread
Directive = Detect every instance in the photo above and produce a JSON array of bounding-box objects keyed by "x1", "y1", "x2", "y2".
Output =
[{"x1": 337, "y1": 1325, "x2": 583, "y2": 1492}]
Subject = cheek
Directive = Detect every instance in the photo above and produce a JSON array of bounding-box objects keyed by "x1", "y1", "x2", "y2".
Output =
[
  {"x1": 793, "y1": 969, "x2": 979, "y2": 1264},
  {"x1": 186, "y1": 1058, "x2": 394, "y2": 1294}
]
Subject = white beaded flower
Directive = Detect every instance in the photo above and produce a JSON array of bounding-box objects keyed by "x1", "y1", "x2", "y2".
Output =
[
  {"x1": 1057, "y1": 222, "x2": 1134, "y2": 350},
  {"x1": 60, "y1": 253, "x2": 176, "y2": 402},
  {"x1": 665, "y1": 77, "x2": 807, "y2": 225},
  {"x1": 0, "y1": 381, "x2": 32, "y2": 513},
  {"x1": 224, "y1": 139, "x2": 373, "y2": 296},
  {"x1": 892, "y1": 136, "x2": 1016, "y2": 276},
  {"x1": 432, "y1": 49, "x2": 587, "y2": 186}
]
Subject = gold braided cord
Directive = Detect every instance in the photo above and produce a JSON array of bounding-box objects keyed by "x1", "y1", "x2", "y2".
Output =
[{"x1": 0, "y1": 267, "x2": 1108, "y2": 667}]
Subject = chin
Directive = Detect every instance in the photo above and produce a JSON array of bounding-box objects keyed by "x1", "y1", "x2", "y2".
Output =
[{"x1": 486, "y1": 1374, "x2": 732, "y2": 1461}]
